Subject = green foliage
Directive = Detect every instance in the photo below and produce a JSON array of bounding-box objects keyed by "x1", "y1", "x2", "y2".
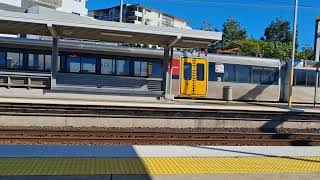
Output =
[
  {"x1": 200, "y1": 21, "x2": 218, "y2": 32},
  {"x1": 222, "y1": 18, "x2": 247, "y2": 41},
  {"x1": 264, "y1": 18, "x2": 292, "y2": 43},
  {"x1": 231, "y1": 39, "x2": 292, "y2": 60},
  {"x1": 297, "y1": 46, "x2": 315, "y2": 60}
]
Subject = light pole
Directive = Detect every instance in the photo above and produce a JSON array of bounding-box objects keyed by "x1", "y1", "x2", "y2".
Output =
[
  {"x1": 120, "y1": 0, "x2": 124, "y2": 23},
  {"x1": 288, "y1": 0, "x2": 299, "y2": 108}
]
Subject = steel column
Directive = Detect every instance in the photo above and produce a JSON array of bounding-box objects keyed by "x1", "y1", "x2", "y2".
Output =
[
  {"x1": 288, "y1": 0, "x2": 299, "y2": 108},
  {"x1": 315, "y1": 19, "x2": 320, "y2": 62},
  {"x1": 51, "y1": 38, "x2": 58, "y2": 89},
  {"x1": 162, "y1": 44, "x2": 170, "y2": 96}
]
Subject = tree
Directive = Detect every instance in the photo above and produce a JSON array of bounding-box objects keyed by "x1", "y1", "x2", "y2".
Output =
[
  {"x1": 222, "y1": 18, "x2": 247, "y2": 41},
  {"x1": 297, "y1": 46, "x2": 315, "y2": 60},
  {"x1": 200, "y1": 21, "x2": 218, "y2": 32},
  {"x1": 264, "y1": 18, "x2": 292, "y2": 43}
]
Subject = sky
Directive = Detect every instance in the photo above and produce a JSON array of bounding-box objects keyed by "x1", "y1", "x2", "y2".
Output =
[{"x1": 87, "y1": 0, "x2": 319, "y2": 49}]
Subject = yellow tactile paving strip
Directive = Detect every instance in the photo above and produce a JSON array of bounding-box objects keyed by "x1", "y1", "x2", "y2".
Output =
[{"x1": 0, "y1": 157, "x2": 319, "y2": 175}]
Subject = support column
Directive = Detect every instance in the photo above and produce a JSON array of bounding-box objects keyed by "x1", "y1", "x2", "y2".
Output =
[
  {"x1": 51, "y1": 37, "x2": 58, "y2": 89},
  {"x1": 162, "y1": 44, "x2": 170, "y2": 97}
]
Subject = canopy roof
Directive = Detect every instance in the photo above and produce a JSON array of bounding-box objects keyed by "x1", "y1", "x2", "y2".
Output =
[{"x1": 0, "y1": 10, "x2": 222, "y2": 48}]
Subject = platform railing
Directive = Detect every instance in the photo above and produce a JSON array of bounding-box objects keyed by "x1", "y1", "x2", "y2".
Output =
[{"x1": 0, "y1": 71, "x2": 51, "y2": 89}]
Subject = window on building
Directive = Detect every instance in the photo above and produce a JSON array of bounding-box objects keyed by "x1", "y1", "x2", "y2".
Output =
[
  {"x1": 116, "y1": 60, "x2": 130, "y2": 75},
  {"x1": 134, "y1": 61, "x2": 148, "y2": 77},
  {"x1": 7, "y1": 52, "x2": 23, "y2": 69},
  {"x1": 72, "y1": 12, "x2": 81, "y2": 16},
  {"x1": 197, "y1": 64, "x2": 204, "y2": 81},
  {"x1": 67, "y1": 55, "x2": 81, "y2": 73},
  {"x1": 0, "y1": 51, "x2": 6, "y2": 68},
  {"x1": 236, "y1": 65, "x2": 251, "y2": 83},
  {"x1": 184, "y1": 62, "x2": 192, "y2": 80},
  {"x1": 101, "y1": 58, "x2": 115, "y2": 75},
  {"x1": 28, "y1": 54, "x2": 45, "y2": 71},
  {"x1": 81, "y1": 57, "x2": 96, "y2": 73}
]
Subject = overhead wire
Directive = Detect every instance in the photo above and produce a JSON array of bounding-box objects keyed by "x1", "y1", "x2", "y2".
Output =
[{"x1": 134, "y1": 0, "x2": 320, "y2": 10}]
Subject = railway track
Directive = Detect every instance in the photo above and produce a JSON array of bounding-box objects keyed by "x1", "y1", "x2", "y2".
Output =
[
  {"x1": 0, "y1": 102, "x2": 319, "y2": 122},
  {"x1": 0, "y1": 129, "x2": 319, "y2": 146}
]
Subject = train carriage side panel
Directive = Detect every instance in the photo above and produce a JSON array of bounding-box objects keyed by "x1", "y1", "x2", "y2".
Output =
[{"x1": 206, "y1": 55, "x2": 281, "y2": 102}]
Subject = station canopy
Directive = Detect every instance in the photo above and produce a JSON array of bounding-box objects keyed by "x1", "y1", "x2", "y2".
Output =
[{"x1": 0, "y1": 10, "x2": 222, "y2": 48}]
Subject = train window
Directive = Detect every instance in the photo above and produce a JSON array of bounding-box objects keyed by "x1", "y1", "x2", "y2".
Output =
[
  {"x1": 151, "y1": 63, "x2": 162, "y2": 78},
  {"x1": 262, "y1": 68, "x2": 276, "y2": 85},
  {"x1": 81, "y1": 57, "x2": 96, "y2": 73},
  {"x1": 197, "y1": 64, "x2": 204, "y2": 81},
  {"x1": 28, "y1": 54, "x2": 45, "y2": 71},
  {"x1": 134, "y1": 61, "x2": 148, "y2": 77},
  {"x1": 7, "y1": 52, "x2": 23, "y2": 70},
  {"x1": 0, "y1": 51, "x2": 6, "y2": 68},
  {"x1": 306, "y1": 71, "x2": 316, "y2": 86},
  {"x1": 252, "y1": 67, "x2": 263, "y2": 84},
  {"x1": 45, "y1": 55, "x2": 52, "y2": 71},
  {"x1": 294, "y1": 69, "x2": 307, "y2": 86},
  {"x1": 208, "y1": 62, "x2": 217, "y2": 81},
  {"x1": 184, "y1": 62, "x2": 192, "y2": 80},
  {"x1": 223, "y1": 64, "x2": 235, "y2": 82},
  {"x1": 236, "y1": 65, "x2": 251, "y2": 83},
  {"x1": 67, "y1": 55, "x2": 81, "y2": 73},
  {"x1": 101, "y1": 59, "x2": 115, "y2": 75},
  {"x1": 116, "y1": 60, "x2": 130, "y2": 76}
]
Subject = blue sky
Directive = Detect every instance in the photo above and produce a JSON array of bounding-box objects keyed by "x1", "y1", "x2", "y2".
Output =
[{"x1": 87, "y1": 0, "x2": 319, "y2": 49}]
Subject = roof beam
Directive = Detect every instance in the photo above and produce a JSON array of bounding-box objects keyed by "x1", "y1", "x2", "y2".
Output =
[
  {"x1": 168, "y1": 36, "x2": 181, "y2": 48},
  {"x1": 47, "y1": 24, "x2": 59, "y2": 38}
]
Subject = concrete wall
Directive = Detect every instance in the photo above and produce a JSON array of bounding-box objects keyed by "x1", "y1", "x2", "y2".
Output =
[
  {"x1": 0, "y1": 0, "x2": 21, "y2": 7},
  {"x1": 57, "y1": 0, "x2": 88, "y2": 16}
]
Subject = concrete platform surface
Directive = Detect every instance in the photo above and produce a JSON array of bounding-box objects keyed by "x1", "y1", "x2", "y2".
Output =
[
  {"x1": 0, "y1": 145, "x2": 320, "y2": 158},
  {"x1": 0, "y1": 97, "x2": 319, "y2": 113},
  {"x1": 0, "y1": 145, "x2": 319, "y2": 179}
]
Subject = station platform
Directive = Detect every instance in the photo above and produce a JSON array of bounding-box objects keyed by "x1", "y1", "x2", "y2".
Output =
[
  {"x1": 0, "y1": 145, "x2": 319, "y2": 179},
  {"x1": 0, "y1": 96, "x2": 319, "y2": 113}
]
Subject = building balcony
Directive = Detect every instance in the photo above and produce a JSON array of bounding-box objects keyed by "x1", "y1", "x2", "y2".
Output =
[{"x1": 33, "y1": 0, "x2": 63, "y2": 7}]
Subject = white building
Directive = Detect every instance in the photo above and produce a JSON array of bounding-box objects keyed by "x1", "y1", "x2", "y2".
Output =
[
  {"x1": 0, "y1": 0, "x2": 88, "y2": 16},
  {"x1": 90, "y1": 4, "x2": 190, "y2": 29}
]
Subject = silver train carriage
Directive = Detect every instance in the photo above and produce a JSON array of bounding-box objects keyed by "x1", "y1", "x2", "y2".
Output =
[{"x1": 1, "y1": 37, "x2": 315, "y2": 103}]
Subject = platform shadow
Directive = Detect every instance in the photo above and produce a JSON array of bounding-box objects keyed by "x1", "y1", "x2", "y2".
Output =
[
  {"x1": 193, "y1": 146, "x2": 320, "y2": 163},
  {"x1": 0, "y1": 145, "x2": 151, "y2": 180}
]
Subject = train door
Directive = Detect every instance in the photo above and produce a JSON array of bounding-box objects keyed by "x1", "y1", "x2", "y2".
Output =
[{"x1": 180, "y1": 57, "x2": 207, "y2": 97}]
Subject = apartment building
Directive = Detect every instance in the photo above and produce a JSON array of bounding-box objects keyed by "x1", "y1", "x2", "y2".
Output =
[
  {"x1": 0, "y1": 0, "x2": 88, "y2": 16},
  {"x1": 90, "y1": 4, "x2": 190, "y2": 29}
]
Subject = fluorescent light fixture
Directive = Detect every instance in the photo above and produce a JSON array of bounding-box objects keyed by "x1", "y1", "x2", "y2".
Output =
[
  {"x1": 100, "y1": 32, "x2": 133, "y2": 38},
  {"x1": 182, "y1": 39, "x2": 212, "y2": 44}
]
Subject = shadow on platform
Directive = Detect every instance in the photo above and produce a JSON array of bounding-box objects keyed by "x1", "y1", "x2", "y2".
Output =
[
  {"x1": 194, "y1": 146, "x2": 320, "y2": 163},
  {"x1": 0, "y1": 145, "x2": 151, "y2": 180}
]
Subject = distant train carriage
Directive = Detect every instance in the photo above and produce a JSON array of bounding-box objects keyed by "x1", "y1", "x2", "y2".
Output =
[
  {"x1": 283, "y1": 60, "x2": 320, "y2": 103},
  {"x1": 170, "y1": 53, "x2": 282, "y2": 102}
]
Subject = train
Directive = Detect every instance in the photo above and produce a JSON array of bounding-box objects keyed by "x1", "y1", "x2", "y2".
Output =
[{"x1": 0, "y1": 36, "x2": 318, "y2": 104}]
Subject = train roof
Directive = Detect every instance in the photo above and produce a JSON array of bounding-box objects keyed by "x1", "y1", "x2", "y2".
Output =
[
  {"x1": 0, "y1": 37, "x2": 280, "y2": 68},
  {"x1": 205, "y1": 53, "x2": 280, "y2": 67}
]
